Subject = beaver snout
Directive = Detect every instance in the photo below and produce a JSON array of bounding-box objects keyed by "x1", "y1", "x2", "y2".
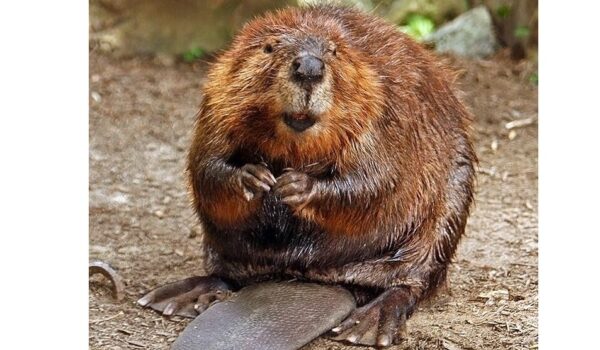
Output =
[
  {"x1": 292, "y1": 54, "x2": 324, "y2": 86},
  {"x1": 283, "y1": 112, "x2": 317, "y2": 133}
]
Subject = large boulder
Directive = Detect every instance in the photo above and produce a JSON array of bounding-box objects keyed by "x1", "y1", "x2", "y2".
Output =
[{"x1": 425, "y1": 6, "x2": 499, "y2": 58}]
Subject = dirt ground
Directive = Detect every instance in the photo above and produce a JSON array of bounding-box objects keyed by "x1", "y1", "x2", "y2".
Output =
[{"x1": 89, "y1": 49, "x2": 538, "y2": 350}]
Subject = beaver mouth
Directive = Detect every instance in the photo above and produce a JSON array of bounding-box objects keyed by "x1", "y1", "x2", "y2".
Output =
[{"x1": 283, "y1": 112, "x2": 317, "y2": 132}]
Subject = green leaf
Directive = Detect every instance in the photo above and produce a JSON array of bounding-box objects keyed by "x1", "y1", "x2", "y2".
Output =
[
  {"x1": 514, "y1": 26, "x2": 531, "y2": 39},
  {"x1": 182, "y1": 47, "x2": 205, "y2": 62},
  {"x1": 496, "y1": 5, "x2": 511, "y2": 19},
  {"x1": 400, "y1": 14, "x2": 435, "y2": 41},
  {"x1": 529, "y1": 72, "x2": 538, "y2": 85}
]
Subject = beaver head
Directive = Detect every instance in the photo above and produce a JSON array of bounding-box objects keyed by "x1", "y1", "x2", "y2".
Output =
[{"x1": 202, "y1": 7, "x2": 385, "y2": 164}]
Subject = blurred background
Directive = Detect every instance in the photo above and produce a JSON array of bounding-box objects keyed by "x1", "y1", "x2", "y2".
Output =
[{"x1": 90, "y1": 0, "x2": 537, "y2": 62}]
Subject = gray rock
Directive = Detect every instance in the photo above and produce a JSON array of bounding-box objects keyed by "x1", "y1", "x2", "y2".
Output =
[{"x1": 426, "y1": 6, "x2": 499, "y2": 58}]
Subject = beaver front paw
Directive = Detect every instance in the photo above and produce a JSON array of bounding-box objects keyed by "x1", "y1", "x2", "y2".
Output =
[
  {"x1": 138, "y1": 276, "x2": 233, "y2": 318},
  {"x1": 237, "y1": 163, "x2": 276, "y2": 201},
  {"x1": 330, "y1": 287, "x2": 416, "y2": 347},
  {"x1": 273, "y1": 169, "x2": 315, "y2": 209}
]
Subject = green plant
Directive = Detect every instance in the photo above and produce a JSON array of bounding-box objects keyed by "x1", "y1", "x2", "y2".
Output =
[
  {"x1": 182, "y1": 47, "x2": 205, "y2": 62},
  {"x1": 496, "y1": 5, "x2": 511, "y2": 19},
  {"x1": 400, "y1": 14, "x2": 436, "y2": 41},
  {"x1": 514, "y1": 25, "x2": 531, "y2": 39},
  {"x1": 529, "y1": 72, "x2": 538, "y2": 86}
]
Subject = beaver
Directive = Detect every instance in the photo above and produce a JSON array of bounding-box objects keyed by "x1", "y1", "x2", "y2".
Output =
[{"x1": 138, "y1": 5, "x2": 476, "y2": 347}]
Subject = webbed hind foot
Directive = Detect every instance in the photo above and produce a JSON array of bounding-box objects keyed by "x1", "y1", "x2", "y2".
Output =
[
  {"x1": 331, "y1": 287, "x2": 416, "y2": 347},
  {"x1": 138, "y1": 276, "x2": 232, "y2": 318}
]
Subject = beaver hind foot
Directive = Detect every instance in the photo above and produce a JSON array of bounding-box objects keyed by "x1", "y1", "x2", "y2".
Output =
[
  {"x1": 331, "y1": 287, "x2": 416, "y2": 346},
  {"x1": 137, "y1": 276, "x2": 232, "y2": 318}
]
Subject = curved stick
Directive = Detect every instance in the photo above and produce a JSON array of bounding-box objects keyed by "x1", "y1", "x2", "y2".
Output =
[{"x1": 89, "y1": 260, "x2": 125, "y2": 301}]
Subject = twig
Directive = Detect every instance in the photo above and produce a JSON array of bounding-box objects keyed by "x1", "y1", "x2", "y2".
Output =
[
  {"x1": 126, "y1": 340, "x2": 147, "y2": 348},
  {"x1": 477, "y1": 167, "x2": 497, "y2": 176},
  {"x1": 505, "y1": 117, "x2": 536, "y2": 130},
  {"x1": 90, "y1": 311, "x2": 124, "y2": 324}
]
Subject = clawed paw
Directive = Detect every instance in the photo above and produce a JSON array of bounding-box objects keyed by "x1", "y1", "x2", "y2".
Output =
[
  {"x1": 237, "y1": 163, "x2": 276, "y2": 201},
  {"x1": 137, "y1": 276, "x2": 232, "y2": 318},
  {"x1": 273, "y1": 169, "x2": 315, "y2": 209},
  {"x1": 330, "y1": 288, "x2": 415, "y2": 347}
]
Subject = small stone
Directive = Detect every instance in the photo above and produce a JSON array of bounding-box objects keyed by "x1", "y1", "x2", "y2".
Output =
[
  {"x1": 508, "y1": 130, "x2": 517, "y2": 140},
  {"x1": 154, "y1": 210, "x2": 164, "y2": 218},
  {"x1": 525, "y1": 200, "x2": 534, "y2": 210},
  {"x1": 159, "y1": 247, "x2": 173, "y2": 255},
  {"x1": 510, "y1": 109, "x2": 522, "y2": 118},
  {"x1": 91, "y1": 74, "x2": 101, "y2": 83},
  {"x1": 91, "y1": 91, "x2": 102, "y2": 103},
  {"x1": 491, "y1": 139, "x2": 498, "y2": 152},
  {"x1": 189, "y1": 226, "x2": 202, "y2": 238},
  {"x1": 111, "y1": 192, "x2": 129, "y2": 204}
]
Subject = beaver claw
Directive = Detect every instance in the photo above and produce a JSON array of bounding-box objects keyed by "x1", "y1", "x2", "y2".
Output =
[
  {"x1": 238, "y1": 163, "x2": 276, "y2": 201},
  {"x1": 273, "y1": 169, "x2": 315, "y2": 209},
  {"x1": 330, "y1": 287, "x2": 415, "y2": 346},
  {"x1": 137, "y1": 276, "x2": 232, "y2": 318}
]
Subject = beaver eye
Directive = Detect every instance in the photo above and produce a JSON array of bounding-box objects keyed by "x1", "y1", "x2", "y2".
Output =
[{"x1": 264, "y1": 43, "x2": 274, "y2": 54}]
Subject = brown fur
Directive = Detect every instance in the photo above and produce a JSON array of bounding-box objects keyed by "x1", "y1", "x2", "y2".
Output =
[{"x1": 187, "y1": 5, "x2": 476, "y2": 345}]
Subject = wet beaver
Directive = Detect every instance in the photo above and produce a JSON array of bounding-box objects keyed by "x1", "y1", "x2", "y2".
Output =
[{"x1": 139, "y1": 5, "x2": 476, "y2": 347}]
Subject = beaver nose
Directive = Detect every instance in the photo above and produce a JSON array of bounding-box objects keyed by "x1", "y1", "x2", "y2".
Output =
[{"x1": 292, "y1": 55, "x2": 324, "y2": 84}]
